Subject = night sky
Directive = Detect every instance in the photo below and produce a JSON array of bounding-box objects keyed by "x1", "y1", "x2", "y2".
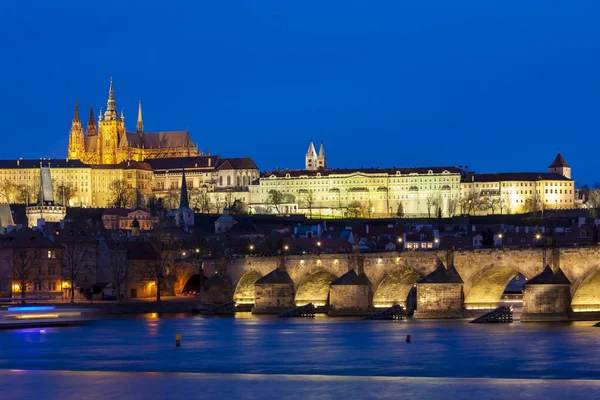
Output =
[{"x1": 1, "y1": 1, "x2": 599, "y2": 184}]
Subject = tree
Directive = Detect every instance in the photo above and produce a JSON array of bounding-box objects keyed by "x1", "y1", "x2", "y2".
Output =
[
  {"x1": 230, "y1": 199, "x2": 247, "y2": 214},
  {"x1": 163, "y1": 187, "x2": 180, "y2": 210},
  {"x1": 138, "y1": 238, "x2": 177, "y2": 304},
  {"x1": 347, "y1": 201, "x2": 364, "y2": 218},
  {"x1": 107, "y1": 241, "x2": 128, "y2": 303},
  {"x1": 301, "y1": 189, "x2": 315, "y2": 219},
  {"x1": 425, "y1": 194, "x2": 441, "y2": 218},
  {"x1": 489, "y1": 197, "x2": 502, "y2": 214},
  {"x1": 446, "y1": 197, "x2": 458, "y2": 217},
  {"x1": 396, "y1": 202, "x2": 405, "y2": 218},
  {"x1": 55, "y1": 182, "x2": 77, "y2": 206},
  {"x1": 15, "y1": 183, "x2": 31, "y2": 204},
  {"x1": 108, "y1": 179, "x2": 136, "y2": 208},
  {"x1": 60, "y1": 239, "x2": 94, "y2": 303},
  {"x1": 0, "y1": 180, "x2": 15, "y2": 203},
  {"x1": 5, "y1": 248, "x2": 40, "y2": 300},
  {"x1": 268, "y1": 190, "x2": 284, "y2": 214},
  {"x1": 190, "y1": 189, "x2": 211, "y2": 213}
]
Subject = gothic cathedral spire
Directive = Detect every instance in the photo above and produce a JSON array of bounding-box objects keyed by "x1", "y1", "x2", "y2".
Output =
[
  {"x1": 137, "y1": 100, "x2": 144, "y2": 135},
  {"x1": 68, "y1": 101, "x2": 84, "y2": 160},
  {"x1": 87, "y1": 103, "x2": 97, "y2": 136},
  {"x1": 180, "y1": 168, "x2": 190, "y2": 209},
  {"x1": 104, "y1": 77, "x2": 118, "y2": 120}
]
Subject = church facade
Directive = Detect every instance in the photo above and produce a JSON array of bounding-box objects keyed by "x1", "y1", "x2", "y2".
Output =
[{"x1": 67, "y1": 79, "x2": 199, "y2": 165}]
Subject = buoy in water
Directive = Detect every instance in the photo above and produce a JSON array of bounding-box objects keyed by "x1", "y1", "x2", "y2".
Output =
[
  {"x1": 405, "y1": 334, "x2": 411, "y2": 343},
  {"x1": 176, "y1": 333, "x2": 182, "y2": 347}
]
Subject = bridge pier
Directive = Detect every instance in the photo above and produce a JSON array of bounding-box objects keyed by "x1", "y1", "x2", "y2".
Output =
[
  {"x1": 414, "y1": 263, "x2": 465, "y2": 319},
  {"x1": 521, "y1": 266, "x2": 571, "y2": 322},
  {"x1": 328, "y1": 270, "x2": 373, "y2": 316},
  {"x1": 252, "y1": 268, "x2": 295, "y2": 314}
]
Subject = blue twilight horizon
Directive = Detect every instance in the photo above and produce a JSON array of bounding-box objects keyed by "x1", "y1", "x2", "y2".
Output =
[{"x1": 1, "y1": 1, "x2": 599, "y2": 185}]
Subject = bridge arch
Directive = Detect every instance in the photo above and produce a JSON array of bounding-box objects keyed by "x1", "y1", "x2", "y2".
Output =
[
  {"x1": 372, "y1": 268, "x2": 421, "y2": 308},
  {"x1": 464, "y1": 265, "x2": 527, "y2": 310},
  {"x1": 570, "y1": 268, "x2": 600, "y2": 312},
  {"x1": 233, "y1": 270, "x2": 263, "y2": 305},
  {"x1": 295, "y1": 270, "x2": 337, "y2": 307},
  {"x1": 182, "y1": 274, "x2": 207, "y2": 294}
]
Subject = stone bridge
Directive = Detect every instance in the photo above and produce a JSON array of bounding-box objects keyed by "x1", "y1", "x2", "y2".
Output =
[{"x1": 180, "y1": 247, "x2": 600, "y2": 320}]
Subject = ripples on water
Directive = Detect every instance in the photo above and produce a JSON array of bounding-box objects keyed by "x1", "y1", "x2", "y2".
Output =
[{"x1": 2, "y1": 315, "x2": 600, "y2": 399}]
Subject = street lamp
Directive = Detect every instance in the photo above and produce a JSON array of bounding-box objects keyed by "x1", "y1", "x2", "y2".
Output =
[
  {"x1": 284, "y1": 245, "x2": 289, "y2": 251},
  {"x1": 397, "y1": 237, "x2": 403, "y2": 243}
]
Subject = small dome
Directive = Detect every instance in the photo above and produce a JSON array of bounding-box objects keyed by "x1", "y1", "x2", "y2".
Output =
[{"x1": 131, "y1": 218, "x2": 140, "y2": 228}]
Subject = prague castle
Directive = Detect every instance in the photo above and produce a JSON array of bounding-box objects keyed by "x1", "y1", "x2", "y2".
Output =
[
  {"x1": 0, "y1": 83, "x2": 578, "y2": 217},
  {"x1": 67, "y1": 79, "x2": 199, "y2": 164}
]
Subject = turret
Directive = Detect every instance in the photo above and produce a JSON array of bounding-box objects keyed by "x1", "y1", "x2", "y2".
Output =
[
  {"x1": 305, "y1": 139, "x2": 318, "y2": 170},
  {"x1": 317, "y1": 140, "x2": 326, "y2": 168},
  {"x1": 137, "y1": 100, "x2": 144, "y2": 135},
  {"x1": 548, "y1": 153, "x2": 571, "y2": 179}
]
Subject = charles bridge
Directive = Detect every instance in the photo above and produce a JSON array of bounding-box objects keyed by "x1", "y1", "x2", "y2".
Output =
[{"x1": 179, "y1": 247, "x2": 600, "y2": 321}]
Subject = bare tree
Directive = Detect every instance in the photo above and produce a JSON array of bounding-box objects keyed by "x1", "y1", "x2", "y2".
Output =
[
  {"x1": 229, "y1": 199, "x2": 247, "y2": 214},
  {"x1": 55, "y1": 182, "x2": 77, "y2": 205},
  {"x1": 107, "y1": 242, "x2": 128, "y2": 303},
  {"x1": 446, "y1": 197, "x2": 458, "y2": 217},
  {"x1": 138, "y1": 238, "x2": 177, "y2": 304},
  {"x1": 6, "y1": 248, "x2": 40, "y2": 300},
  {"x1": 425, "y1": 193, "x2": 441, "y2": 218},
  {"x1": 190, "y1": 189, "x2": 211, "y2": 213},
  {"x1": 60, "y1": 240, "x2": 94, "y2": 303},
  {"x1": 162, "y1": 187, "x2": 180, "y2": 210},
  {"x1": 489, "y1": 197, "x2": 501, "y2": 214},
  {"x1": 0, "y1": 180, "x2": 15, "y2": 203},
  {"x1": 108, "y1": 179, "x2": 136, "y2": 208},
  {"x1": 301, "y1": 189, "x2": 315, "y2": 219},
  {"x1": 268, "y1": 190, "x2": 284, "y2": 214}
]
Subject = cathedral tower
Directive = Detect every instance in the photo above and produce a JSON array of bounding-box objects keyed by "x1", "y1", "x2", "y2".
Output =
[
  {"x1": 97, "y1": 78, "x2": 126, "y2": 164},
  {"x1": 67, "y1": 101, "x2": 85, "y2": 160},
  {"x1": 305, "y1": 139, "x2": 318, "y2": 170}
]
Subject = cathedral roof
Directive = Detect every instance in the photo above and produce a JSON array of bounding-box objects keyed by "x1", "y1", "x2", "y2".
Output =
[
  {"x1": 465, "y1": 172, "x2": 572, "y2": 183},
  {"x1": 549, "y1": 153, "x2": 570, "y2": 168},
  {"x1": 118, "y1": 131, "x2": 194, "y2": 150}
]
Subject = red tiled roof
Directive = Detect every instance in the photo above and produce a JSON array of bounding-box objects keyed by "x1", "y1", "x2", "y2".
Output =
[{"x1": 549, "y1": 153, "x2": 570, "y2": 168}]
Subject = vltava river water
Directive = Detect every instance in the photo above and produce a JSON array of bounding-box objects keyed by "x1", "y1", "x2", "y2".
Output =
[{"x1": 2, "y1": 314, "x2": 600, "y2": 399}]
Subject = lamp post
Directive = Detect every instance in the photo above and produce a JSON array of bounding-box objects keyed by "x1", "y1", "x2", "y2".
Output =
[{"x1": 498, "y1": 233, "x2": 503, "y2": 248}]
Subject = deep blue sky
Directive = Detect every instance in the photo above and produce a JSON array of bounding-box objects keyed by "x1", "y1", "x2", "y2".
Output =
[{"x1": 1, "y1": 1, "x2": 599, "y2": 185}]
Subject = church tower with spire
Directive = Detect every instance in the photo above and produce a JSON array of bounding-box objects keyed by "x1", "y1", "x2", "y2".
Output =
[
  {"x1": 174, "y1": 168, "x2": 195, "y2": 228},
  {"x1": 136, "y1": 100, "x2": 144, "y2": 136},
  {"x1": 305, "y1": 139, "x2": 318, "y2": 170},
  {"x1": 97, "y1": 78, "x2": 126, "y2": 164},
  {"x1": 67, "y1": 101, "x2": 85, "y2": 161}
]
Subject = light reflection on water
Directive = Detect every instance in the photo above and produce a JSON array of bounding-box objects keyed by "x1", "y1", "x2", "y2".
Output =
[{"x1": 2, "y1": 315, "x2": 600, "y2": 398}]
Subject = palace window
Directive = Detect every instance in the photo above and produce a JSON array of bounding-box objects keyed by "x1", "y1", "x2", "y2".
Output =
[{"x1": 47, "y1": 251, "x2": 56, "y2": 259}]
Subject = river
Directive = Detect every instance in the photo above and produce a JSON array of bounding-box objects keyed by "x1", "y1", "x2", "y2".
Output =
[{"x1": 1, "y1": 314, "x2": 600, "y2": 399}]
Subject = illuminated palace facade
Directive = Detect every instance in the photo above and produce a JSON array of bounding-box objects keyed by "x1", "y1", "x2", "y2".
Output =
[{"x1": 247, "y1": 140, "x2": 575, "y2": 217}]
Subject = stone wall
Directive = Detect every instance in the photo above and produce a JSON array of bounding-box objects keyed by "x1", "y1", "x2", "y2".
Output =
[
  {"x1": 414, "y1": 283, "x2": 464, "y2": 319},
  {"x1": 329, "y1": 285, "x2": 372, "y2": 315},
  {"x1": 253, "y1": 283, "x2": 295, "y2": 314},
  {"x1": 521, "y1": 284, "x2": 570, "y2": 322}
]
